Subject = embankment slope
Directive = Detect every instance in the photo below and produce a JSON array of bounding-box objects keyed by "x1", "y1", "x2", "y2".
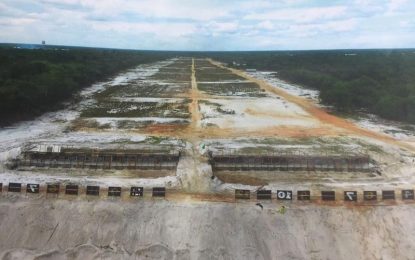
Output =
[{"x1": 0, "y1": 197, "x2": 414, "y2": 260}]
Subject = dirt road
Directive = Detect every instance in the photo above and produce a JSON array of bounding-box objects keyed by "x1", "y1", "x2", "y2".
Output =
[
  {"x1": 189, "y1": 58, "x2": 202, "y2": 130},
  {"x1": 208, "y1": 59, "x2": 415, "y2": 152},
  {"x1": 1, "y1": 57, "x2": 414, "y2": 260}
]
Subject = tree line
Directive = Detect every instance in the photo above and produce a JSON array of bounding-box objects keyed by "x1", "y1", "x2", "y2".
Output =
[
  {"x1": 0, "y1": 46, "x2": 172, "y2": 126},
  {"x1": 2, "y1": 47, "x2": 415, "y2": 125},
  {"x1": 207, "y1": 50, "x2": 415, "y2": 124}
]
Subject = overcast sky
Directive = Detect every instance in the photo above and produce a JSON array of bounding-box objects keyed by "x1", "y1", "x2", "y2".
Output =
[{"x1": 1, "y1": 0, "x2": 414, "y2": 50}]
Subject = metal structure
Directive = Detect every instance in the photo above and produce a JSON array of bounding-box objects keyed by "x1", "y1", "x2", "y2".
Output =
[
  {"x1": 0, "y1": 182, "x2": 414, "y2": 203},
  {"x1": 152, "y1": 187, "x2": 166, "y2": 197},
  {"x1": 17, "y1": 145, "x2": 181, "y2": 171},
  {"x1": 86, "y1": 186, "x2": 100, "y2": 196},
  {"x1": 209, "y1": 151, "x2": 371, "y2": 172},
  {"x1": 8, "y1": 183, "x2": 21, "y2": 192},
  {"x1": 382, "y1": 190, "x2": 395, "y2": 200}
]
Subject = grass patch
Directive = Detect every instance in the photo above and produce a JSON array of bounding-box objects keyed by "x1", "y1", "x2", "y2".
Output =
[
  {"x1": 199, "y1": 100, "x2": 220, "y2": 106},
  {"x1": 96, "y1": 82, "x2": 191, "y2": 98},
  {"x1": 146, "y1": 136, "x2": 170, "y2": 144},
  {"x1": 198, "y1": 82, "x2": 266, "y2": 97},
  {"x1": 355, "y1": 140, "x2": 386, "y2": 154},
  {"x1": 150, "y1": 71, "x2": 191, "y2": 82},
  {"x1": 67, "y1": 118, "x2": 111, "y2": 131},
  {"x1": 80, "y1": 100, "x2": 190, "y2": 118},
  {"x1": 196, "y1": 72, "x2": 246, "y2": 81},
  {"x1": 199, "y1": 100, "x2": 235, "y2": 116},
  {"x1": 401, "y1": 125, "x2": 415, "y2": 132}
]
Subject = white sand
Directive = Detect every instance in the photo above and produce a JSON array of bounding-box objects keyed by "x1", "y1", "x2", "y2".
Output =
[
  {"x1": 200, "y1": 98, "x2": 319, "y2": 129},
  {"x1": 1, "y1": 57, "x2": 415, "y2": 260},
  {"x1": 0, "y1": 197, "x2": 414, "y2": 260},
  {"x1": 247, "y1": 71, "x2": 320, "y2": 102}
]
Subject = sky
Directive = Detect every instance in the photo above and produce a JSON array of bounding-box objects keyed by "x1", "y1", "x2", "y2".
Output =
[{"x1": 1, "y1": 0, "x2": 415, "y2": 51}]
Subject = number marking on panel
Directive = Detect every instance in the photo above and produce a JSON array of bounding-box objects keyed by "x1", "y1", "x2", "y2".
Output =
[
  {"x1": 344, "y1": 191, "x2": 357, "y2": 201},
  {"x1": 277, "y1": 190, "x2": 292, "y2": 200}
]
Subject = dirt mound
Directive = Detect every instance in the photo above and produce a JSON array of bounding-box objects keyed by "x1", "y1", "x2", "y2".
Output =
[{"x1": 1, "y1": 198, "x2": 414, "y2": 260}]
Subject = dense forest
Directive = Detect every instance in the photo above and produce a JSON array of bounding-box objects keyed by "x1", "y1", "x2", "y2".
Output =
[
  {"x1": 2, "y1": 46, "x2": 415, "y2": 125},
  {"x1": 0, "y1": 45, "x2": 171, "y2": 126},
  {"x1": 208, "y1": 50, "x2": 415, "y2": 124}
]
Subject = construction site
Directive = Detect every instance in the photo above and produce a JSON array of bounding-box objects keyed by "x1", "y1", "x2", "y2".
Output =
[
  {"x1": 3, "y1": 56, "x2": 415, "y2": 193},
  {"x1": 1, "y1": 57, "x2": 415, "y2": 259}
]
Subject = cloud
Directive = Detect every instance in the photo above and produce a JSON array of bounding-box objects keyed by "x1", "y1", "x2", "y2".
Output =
[
  {"x1": 0, "y1": 0, "x2": 414, "y2": 50},
  {"x1": 80, "y1": 0, "x2": 230, "y2": 21},
  {"x1": 387, "y1": 0, "x2": 408, "y2": 12},
  {"x1": 0, "y1": 17, "x2": 36, "y2": 26},
  {"x1": 90, "y1": 21, "x2": 197, "y2": 38},
  {"x1": 288, "y1": 18, "x2": 359, "y2": 37},
  {"x1": 257, "y1": 21, "x2": 274, "y2": 30},
  {"x1": 203, "y1": 22, "x2": 239, "y2": 35},
  {"x1": 244, "y1": 6, "x2": 348, "y2": 23}
]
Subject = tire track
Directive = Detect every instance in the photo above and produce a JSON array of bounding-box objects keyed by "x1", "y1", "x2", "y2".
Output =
[{"x1": 208, "y1": 59, "x2": 415, "y2": 152}]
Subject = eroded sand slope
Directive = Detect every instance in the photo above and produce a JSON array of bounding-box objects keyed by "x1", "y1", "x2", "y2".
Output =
[{"x1": 0, "y1": 197, "x2": 414, "y2": 260}]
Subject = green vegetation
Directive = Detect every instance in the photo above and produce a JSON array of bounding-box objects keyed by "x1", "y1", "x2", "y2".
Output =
[
  {"x1": 199, "y1": 100, "x2": 235, "y2": 116},
  {"x1": 150, "y1": 59, "x2": 192, "y2": 82},
  {"x1": 4, "y1": 46, "x2": 415, "y2": 126},
  {"x1": 198, "y1": 82, "x2": 266, "y2": 97},
  {"x1": 207, "y1": 50, "x2": 415, "y2": 123},
  {"x1": 0, "y1": 45, "x2": 171, "y2": 125},
  {"x1": 80, "y1": 100, "x2": 190, "y2": 118},
  {"x1": 96, "y1": 82, "x2": 191, "y2": 98}
]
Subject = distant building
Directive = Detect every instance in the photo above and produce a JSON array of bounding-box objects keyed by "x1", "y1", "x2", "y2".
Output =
[{"x1": 42, "y1": 40, "x2": 46, "y2": 45}]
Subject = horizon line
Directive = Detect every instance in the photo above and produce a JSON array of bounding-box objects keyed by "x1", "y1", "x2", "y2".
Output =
[{"x1": 2, "y1": 42, "x2": 415, "y2": 53}]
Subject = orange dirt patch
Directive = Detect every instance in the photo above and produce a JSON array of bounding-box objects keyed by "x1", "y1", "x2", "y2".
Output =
[
  {"x1": 141, "y1": 123, "x2": 189, "y2": 136},
  {"x1": 167, "y1": 191, "x2": 236, "y2": 203},
  {"x1": 244, "y1": 107, "x2": 311, "y2": 120},
  {"x1": 188, "y1": 58, "x2": 202, "y2": 133},
  {"x1": 194, "y1": 125, "x2": 341, "y2": 139},
  {"x1": 215, "y1": 173, "x2": 268, "y2": 186},
  {"x1": 209, "y1": 59, "x2": 415, "y2": 152}
]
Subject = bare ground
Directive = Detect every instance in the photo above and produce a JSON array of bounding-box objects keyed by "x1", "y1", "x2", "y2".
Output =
[
  {"x1": 1, "y1": 57, "x2": 415, "y2": 260},
  {"x1": 209, "y1": 59, "x2": 415, "y2": 152},
  {"x1": 0, "y1": 197, "x2": 414, "y2": 260}
]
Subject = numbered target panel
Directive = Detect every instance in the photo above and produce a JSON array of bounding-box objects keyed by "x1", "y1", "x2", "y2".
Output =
[
  {"x1": 382, "y1": 190, "x2": 395, "y2": 200},
  {"x1": 8, "y1": 183, "x2": 22, "y2": 193},
  {"x1": 344, "y1": 191, "x2": 357, "y2": 201},
  {"x1": 235, "y1": 189, "x2": 250, "y2": 200},
  {"x1": 47, "y1": 184, "x2": 60, "y2": 194},
  {"x1": 153, "y1": 187, "x2": 166, "y2": 197},
  {"x1": 297, "y1": 190, "x2": 311, "y2": 200},
  {"x1": 402, "y1": 190, "x2": 414, "y2": 200},
  {"x1": 65, "y1": 184, "x2": 79, "y2": 195},
  {"x1": 276, "y1": 190, "x2": 292, "y2": 200},
  {"x1": 86, "y1": 186, "x2": 100, "y2": 196},
  {"x1": 321, "y1": 191, "x2": 335, "y2": 201},
  {"x1": 26, "y1": 184, "x2": 40, "y2": 194},
  {"x1": 131, "y1": 187, "x2": 144, "y2": 197},
  {"x1": 108, "y1": 187, "x2": 122, "y2": 197},
  {"x1": 257, "y1": 190, "x2": 271, "y2": 200},
  {"x1": 364, "y1": 191, "x2": 377, "y2": 201}
]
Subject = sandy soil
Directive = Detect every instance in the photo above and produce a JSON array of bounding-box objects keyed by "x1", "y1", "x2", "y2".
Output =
[
  {"x1": 1, "y1": 57, "x2": 415, "y2": 259},
  {"x1": 199, "y1": 97, "x2": 320, "y2": 129},
  {"x1": 209, "y1": 59, "x2": 415, "y2": 152},
  {"x1": 189, "y1": 58, "x2": 202, "y2": 130},
  {"x1": 0, "y1": 197, "x2": 414, "y2": 260}
]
